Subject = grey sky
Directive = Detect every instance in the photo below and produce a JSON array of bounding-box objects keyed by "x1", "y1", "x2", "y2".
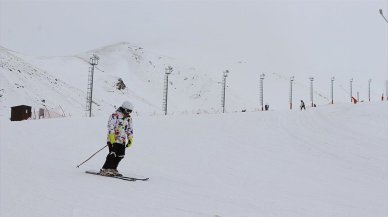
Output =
[{"x1": 1, "y1": 0, "x2": 387, "y2": 83}]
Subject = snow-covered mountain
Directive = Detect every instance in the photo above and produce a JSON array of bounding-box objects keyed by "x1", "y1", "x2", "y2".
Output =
[
  {"x1": 0, "y1": 42, "x2": 221, "y2": 117},
  {"x1": 1, "y1": 41, "x2": 386, "y2": 119}
]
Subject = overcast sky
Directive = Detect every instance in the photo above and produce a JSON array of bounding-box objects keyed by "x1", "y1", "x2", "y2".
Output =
[{"x1": 1, "y1": 0, "x2": 387, "y2": 83}]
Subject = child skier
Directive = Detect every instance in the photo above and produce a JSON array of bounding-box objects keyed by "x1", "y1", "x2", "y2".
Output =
[{"x1": 100, "y1": 101, "x2": 134, "y2": 176}]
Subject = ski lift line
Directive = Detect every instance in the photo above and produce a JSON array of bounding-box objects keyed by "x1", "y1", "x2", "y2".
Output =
[
  {"x1": 85, "y1": 55, "x2": 99, "y2": 117},
  {"x1": 259, "y1": 73, "x2": 265, "y2": 111},
  {"x1": 94, "y1": 66, "x2": 104, "y2": 72},
  {"x1": 163, "y1": 66, "x2": 173, "y2": 115}
]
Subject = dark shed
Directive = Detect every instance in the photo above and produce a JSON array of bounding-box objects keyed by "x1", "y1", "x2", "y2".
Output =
[{"x1": 11, "y1": 105, "x2": 32, "y2": 121}]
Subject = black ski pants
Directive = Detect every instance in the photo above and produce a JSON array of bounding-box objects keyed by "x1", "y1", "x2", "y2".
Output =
[{"x1": 102, "y1": 142, "x2": 125, "y2": 170}]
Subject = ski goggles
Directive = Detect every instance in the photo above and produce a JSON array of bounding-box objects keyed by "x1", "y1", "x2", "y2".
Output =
[{"x1": 124, "y1": 108, "x2": 132, "y2": 113}]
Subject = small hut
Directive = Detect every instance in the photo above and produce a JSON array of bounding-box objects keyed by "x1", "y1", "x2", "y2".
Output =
[{"x1": 10, "y1": 105, "x2": 32, "y2": 121}]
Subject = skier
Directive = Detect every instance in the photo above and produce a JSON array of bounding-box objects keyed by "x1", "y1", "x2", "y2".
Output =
[
  {"x1": 300, "y1": 100, "x2": 306, "y2": 110},
  {"x1": 352, "y1": 97, "x2": 358, "y2": 104},
  {"x1": 100, "y1": 101, "x2": 134, "y2": 176}
]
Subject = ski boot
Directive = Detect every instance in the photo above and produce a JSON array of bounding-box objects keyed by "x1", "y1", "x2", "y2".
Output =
[
  {"x1": 112, "y1": 169, "x2": 123, "y2": 177},
  {"x1": 99, "y1": 169, "x2": 115, "y2": 176}
]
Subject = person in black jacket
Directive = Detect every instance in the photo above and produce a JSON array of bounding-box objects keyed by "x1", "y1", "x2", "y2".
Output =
[{"x1": 300, "y1": 100, "x2": 306, "y2": 110}]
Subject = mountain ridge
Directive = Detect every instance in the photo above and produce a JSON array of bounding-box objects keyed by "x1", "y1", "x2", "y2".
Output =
[{"x1": 0, "y1": 42, "x2": 220, "y2": 117}]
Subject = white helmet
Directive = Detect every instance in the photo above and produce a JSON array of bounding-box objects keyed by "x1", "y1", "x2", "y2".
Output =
[{"x1": 121, "y1": 101, "x2": 134, "y2": 111}]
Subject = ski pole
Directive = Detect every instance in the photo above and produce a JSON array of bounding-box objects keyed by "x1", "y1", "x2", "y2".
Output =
[{"x1": 76, "y1": 144, "x2": 108, "y2": 168}]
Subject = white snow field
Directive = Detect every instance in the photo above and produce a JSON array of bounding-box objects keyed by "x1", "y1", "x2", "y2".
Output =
[{"x1": 1, "y1": 102, "x2": 387, "y2": 217}]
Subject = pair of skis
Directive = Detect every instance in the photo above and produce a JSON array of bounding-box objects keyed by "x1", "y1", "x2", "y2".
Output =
[{"x1": 85, "y1": 170, "x2": 149, "y2": 182}]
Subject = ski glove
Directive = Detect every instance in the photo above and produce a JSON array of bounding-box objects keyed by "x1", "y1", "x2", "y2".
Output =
[
  {"x1": 127, "y1": 137, "x2": 133, "y2": 148},
  {"x1": 108, "y1": 133, "x2": 116, "y2": 144}
]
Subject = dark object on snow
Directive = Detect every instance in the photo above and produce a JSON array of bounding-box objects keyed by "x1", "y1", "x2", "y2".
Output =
[
  {"x1": 352, "y1": 97, "x2": 358, "y2": 104},
  {"x1": 300, "y1": 100, "x2": 306, "y2": 110},
  {"x1": 116, "y1": 78, "x2": 126, "y2": 90},
  {"x1": 10, "y1": 105, "x2": 31, "y2": 121}
]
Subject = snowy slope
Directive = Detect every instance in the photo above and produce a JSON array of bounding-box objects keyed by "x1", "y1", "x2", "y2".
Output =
[
  {"x1": 2, "y1": 41, "x2": 385, "y2": 119},
  {"x1": 0, "y1": 42, "x2": 221, "y2": 117},
  {"x1": 1, "y1": 102, "x2": 387, "y2": 217},
  {"x1": 0, "y1": 46, "x2": 87, "y2": 116}
]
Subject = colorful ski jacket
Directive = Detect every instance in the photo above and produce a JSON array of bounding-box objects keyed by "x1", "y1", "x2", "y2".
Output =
[{"x1": 107, "y1": 109, "x2": 133, "y2": 145}]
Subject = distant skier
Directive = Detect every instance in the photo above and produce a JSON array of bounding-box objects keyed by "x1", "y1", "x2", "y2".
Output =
[
  {"x1": 100, "y1": 101, "x2": 134, "y2": 176},
  {"x1": 300, "y1": 100, "x2": 306, "y2": 110},
  {"x1": 351, "y1": 97, "x2": 358, "y2": 104}
]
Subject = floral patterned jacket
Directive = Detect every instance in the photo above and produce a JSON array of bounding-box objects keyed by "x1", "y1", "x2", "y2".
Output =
[{"x1": 107, "y1": 109, "x2": 133, "y2": 145}]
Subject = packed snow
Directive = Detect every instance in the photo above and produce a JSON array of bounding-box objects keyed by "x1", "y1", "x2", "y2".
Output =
[{"x1": 1, "y1": 102, "x2": 387, "y2": 217}]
